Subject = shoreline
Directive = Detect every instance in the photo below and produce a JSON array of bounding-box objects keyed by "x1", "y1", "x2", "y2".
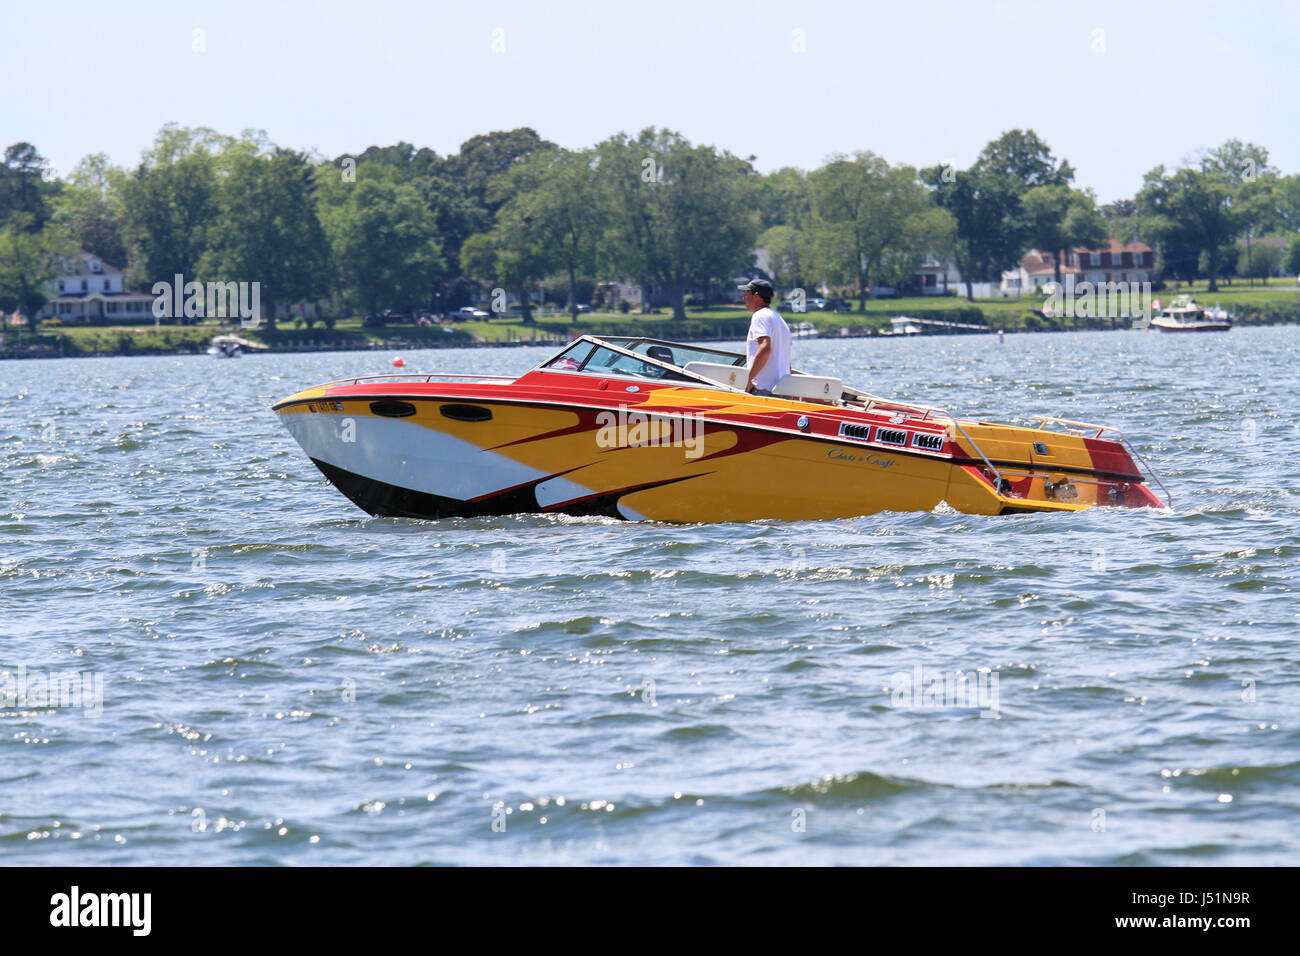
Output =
[{"x1": 2, "y1": 318, "x2": 1295, "y2": 361}]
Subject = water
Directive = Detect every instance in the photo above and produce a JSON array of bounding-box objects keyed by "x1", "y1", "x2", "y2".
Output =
[{"x1": 2, "y1": 328, "x2": 1297, "y2": 865}]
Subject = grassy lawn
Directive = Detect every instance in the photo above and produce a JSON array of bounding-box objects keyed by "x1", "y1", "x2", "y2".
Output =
[
  {"x1": 1146, "y1": 280, "x2": 1300, "y2": 306},
  {"x1": 15, "y1": 321, "x2": 223, "y2": 356}
]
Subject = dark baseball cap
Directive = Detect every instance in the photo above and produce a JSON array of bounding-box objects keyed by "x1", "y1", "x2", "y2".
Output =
[{"x1": 738, "y1": 279, "x2": 774, "y2": 299}]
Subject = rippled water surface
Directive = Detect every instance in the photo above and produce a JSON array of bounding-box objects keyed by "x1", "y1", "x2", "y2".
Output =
[{"x1": 2, "y1": 328, "x2": 1298, "y2": 865}]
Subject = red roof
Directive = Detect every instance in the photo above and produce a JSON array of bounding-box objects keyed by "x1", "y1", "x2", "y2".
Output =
[{"x1": 1071, "y1": 239, "x2": 1152, "y2": 256}]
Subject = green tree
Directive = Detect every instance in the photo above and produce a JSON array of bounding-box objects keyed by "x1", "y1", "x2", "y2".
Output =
[
  {"x1": 415, "y1": 168, "x2": 482, "y2": 283},
  {"x1": 0, "y1": 216, "x2": 73, "y2": 325},
  {"x1": 922, "y1": 166, "x2": 1019, "y2": 301},
  {"x1": 877, "y1": 205, "x2": 956, "y2": 289},
  {"x1": 0, "y1": 143, "x2": 56, "y2": 231},
  {"x1": 756, "y1": 167, "x2": 812, "y2": 232},
  {"x1": 1022, "y1": 185, "x2": 1107, "y2": 285},
  {"x1": 350, "y1": 142, "x2": 442, "y2": 181},
  {"x1": 495, "y1": 148, "x2": 607, "y2": 320},
  {"x1": 1236, "y1": 241, "x2": 1281, "y2": 284},
  {"x1": 758, "y1": 224, "x2": 809, "y2": 295},
  {"x1": 438, "y1": 128, "x2": 557, "y2": 227},
  {"x1": 1200, "y1": 139, "x2": 1273, "y2": 187},
  {"x1": 1284, "y1": 235, "x2": 1300, "y2": 277},
  {"x1": 201, "y1": 142, "x2": 329, "y2": 330},
  {"x1": 597, "y1": 128, "x2": 758, "y2": 320},
  {"x1": 975, "y1": 129, "x2": 1075, "y2": 189},
  {"x1": 924, "y1": 130, "x2": 1075, "y2": 301},
  {"x1": 120, "y1": 125, "x2": 229, "y2": 290},
  {"x1": 1271, "y1": 175, "x2": 1300, "y2": 234},
  {"x1": 319, "y1": 166, "x2": 443, "y2": 317},
  {"x1": 51, "y1": 153, "x2": 130, "y2": 267},
  {"x1": 809, "y1": 153, "x2": 949, "y2": 308},
  {"x1": 459, "y1": 228, "x2": 548, "y2": 324},
  {"x1": 1138, "y1": 163, "x2": 1243, "y2": 292}
]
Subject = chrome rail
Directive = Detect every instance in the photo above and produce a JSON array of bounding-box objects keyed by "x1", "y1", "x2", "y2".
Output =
[
  {"x1": 841, "y1": 388, "x2": 1009, "y2": 495},
  {"x1": 1033, "y1": 415, "x2": 1172, "y2": 508},
  {"x1": 920, "y1": 408, "x2": 1006, "y2": 494},
  {"x1": 319, "y1": 372, "x2": 519, "y2": 387},
  {"x1": 1031, "y1": 414, "x2": 1113, "y2": 438}
]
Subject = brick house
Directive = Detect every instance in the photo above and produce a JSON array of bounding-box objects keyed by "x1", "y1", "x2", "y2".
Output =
[{"x1": 1002, "y1": 241, "x2": 1154, "y2": 295}]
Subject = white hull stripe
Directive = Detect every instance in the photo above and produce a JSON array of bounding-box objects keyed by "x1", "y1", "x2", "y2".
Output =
[{"x1": 279, "y1": 411, "x2": 549, "y2": 501}]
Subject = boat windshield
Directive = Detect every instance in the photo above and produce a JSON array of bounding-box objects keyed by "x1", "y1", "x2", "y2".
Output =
[
  {"x1": 538, "y1": 337, "x2": 743, "y2": 382},
  {"x1": 579, "y1": 344, "x2": 697, "y2": 380},
  {"x1": 616, "y1": 339, "x2": 744, "y2": 369}
]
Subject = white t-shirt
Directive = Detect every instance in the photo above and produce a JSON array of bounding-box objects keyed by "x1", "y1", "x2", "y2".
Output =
[{"x1": 746, "y1": 306, "x2": 792, "y2": 391}]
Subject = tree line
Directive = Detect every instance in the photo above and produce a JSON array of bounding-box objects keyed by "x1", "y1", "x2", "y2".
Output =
[{"x1": 3, "y1": 125, "x2": 1299, "y2": 329}]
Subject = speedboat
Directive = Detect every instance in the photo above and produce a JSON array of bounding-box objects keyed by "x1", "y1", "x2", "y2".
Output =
[
  {"x1": 271, "y1": 335, "x2": 1169, "y2": 522},
  {"x1": 1150, "y1": 297, "x2": 1232, "y2": 332}
]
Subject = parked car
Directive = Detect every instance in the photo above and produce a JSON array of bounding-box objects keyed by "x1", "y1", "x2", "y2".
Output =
[
  {"x1": 450, "y1": 307, "x2": 491, "y2": 321},
  {"x1": 825, "y1": 298, "x2": 854, "y2": 313},
  {"x1": 783, "y1": 296, "x2": 826, "y2": 314}
]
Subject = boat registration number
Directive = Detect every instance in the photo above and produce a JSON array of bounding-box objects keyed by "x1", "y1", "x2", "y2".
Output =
[{"x1": 307, "y1": 401, "x2": 344, "y2": 413}]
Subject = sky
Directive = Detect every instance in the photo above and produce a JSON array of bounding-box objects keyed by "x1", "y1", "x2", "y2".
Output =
[{"x1": 3, "y1": 0, "x2": 1298, "y2": 203}]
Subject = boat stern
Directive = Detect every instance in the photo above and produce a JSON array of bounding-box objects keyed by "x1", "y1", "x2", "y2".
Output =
[{"x1": 941, "y1": 416, "x2": 1168, "y2": 515}]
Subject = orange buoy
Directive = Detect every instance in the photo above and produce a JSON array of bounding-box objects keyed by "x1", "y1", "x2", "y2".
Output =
[{"x1": 392, "y1": 356, "x2": 405, "y2": 367}]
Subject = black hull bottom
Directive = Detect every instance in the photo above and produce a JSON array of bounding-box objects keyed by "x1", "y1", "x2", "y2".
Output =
[{"x1": 310, "y1": 458, "x2": 639, "y2": 521}]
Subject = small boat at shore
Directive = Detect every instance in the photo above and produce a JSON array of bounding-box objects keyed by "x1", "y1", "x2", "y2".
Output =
[
  {"x1": 272, "y1": 335, "x2": 1169, "y2": 522},
  {"x1": 1151, "y1": 297, "x2": 1232, "y2": 332},
  {"x1": 886, "y1": 316, "x2": 923, "y2": 336},
  {"x1": 207, "y1": 334, "x2": 268, "y2": 357}
]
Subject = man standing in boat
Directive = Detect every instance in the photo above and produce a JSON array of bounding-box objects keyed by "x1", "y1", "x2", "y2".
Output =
[{"x1": 739, "y1": 279, "x2": 792, "y2": 395}]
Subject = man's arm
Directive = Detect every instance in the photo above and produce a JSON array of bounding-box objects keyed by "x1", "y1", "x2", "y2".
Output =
[{"x1": 747, "y1": 335, "x2": 771, "y2": 392}]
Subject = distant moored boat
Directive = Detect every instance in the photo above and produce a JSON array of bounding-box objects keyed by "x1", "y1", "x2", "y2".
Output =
[{"x1": 1151, "y1": 296, "x2": 1233, "y2": 332}]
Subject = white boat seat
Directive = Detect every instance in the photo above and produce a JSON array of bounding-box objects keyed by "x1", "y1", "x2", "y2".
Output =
[
  {"x1": 682, "y1": 363, "x2": 842, "y2": 401},
  {"x1": 773, "y1": 373, "x2": 842, "y2": 402},
  {"x1": 683, "y1": 361, "x2": 745, "y2": 389}
]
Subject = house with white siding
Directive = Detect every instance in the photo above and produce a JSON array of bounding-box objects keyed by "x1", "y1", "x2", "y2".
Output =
[
  {"x1": 915, "y1": 254, "x2": 963, "y2": 295},
  {"x1": 40, "y1": 253, "x2": 155, "y2": 322}
]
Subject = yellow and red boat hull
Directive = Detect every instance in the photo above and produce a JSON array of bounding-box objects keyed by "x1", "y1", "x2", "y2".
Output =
[{"x1": 272, "y1": 370, "x2": 1164, "y2": 522}]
